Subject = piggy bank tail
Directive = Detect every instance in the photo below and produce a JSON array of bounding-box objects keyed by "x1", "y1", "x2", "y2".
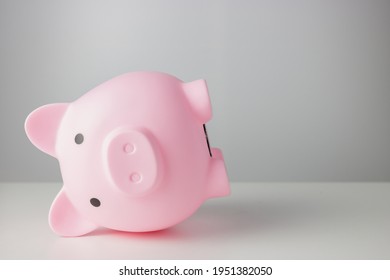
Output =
[{"x1": 206, "y1": 148, "x2": 230, "y2": 199}]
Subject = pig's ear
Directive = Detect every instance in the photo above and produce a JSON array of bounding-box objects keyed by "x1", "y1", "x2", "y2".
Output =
[
  {"x1": 25, "y1": 103, "x2": 69, "y2": 157},
  {"x1": 49, "y1": 189, "x2": 98, "y2": 237},
  {"x1": 182, "y1": 79, "x2": 212, "y2": 123}
]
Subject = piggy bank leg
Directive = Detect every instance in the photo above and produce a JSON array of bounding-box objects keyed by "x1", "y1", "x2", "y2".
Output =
[
  {"x1": 206, "y1": 148, "x2": 230, "y2": 199},
  {"x1": 49, "y1": 189, "x2": 98, "y2": 237}
]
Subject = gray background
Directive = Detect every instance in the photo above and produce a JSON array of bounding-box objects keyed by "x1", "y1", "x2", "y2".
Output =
[{"x1": 1, "y1": 0, "x2": 389, "y2": 182}]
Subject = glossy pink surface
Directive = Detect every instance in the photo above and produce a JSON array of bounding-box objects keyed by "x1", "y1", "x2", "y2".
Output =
[{"x1": 25, "y1": 72, "x2": 230, "y2": 236}]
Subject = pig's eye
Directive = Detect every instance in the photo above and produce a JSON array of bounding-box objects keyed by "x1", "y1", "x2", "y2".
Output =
[{"x1": 75, "y1": 133, "x2": 84, "y2": 144}]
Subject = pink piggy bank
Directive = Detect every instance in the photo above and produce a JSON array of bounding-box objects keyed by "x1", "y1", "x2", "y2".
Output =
[{"x1": 25, "y1": 72, "x2": 230, "y2": 237}]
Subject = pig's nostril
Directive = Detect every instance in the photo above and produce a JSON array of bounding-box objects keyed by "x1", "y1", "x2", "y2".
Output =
[
  {"x1": 123, "y1": 143, "x2": 135, "y2": 154},
  {"x1": 90, "y1": 198, "x2": 101, "y2": 207},
  {"x1": 130, "y1": 172, "x2": 142, "y2": 183}
]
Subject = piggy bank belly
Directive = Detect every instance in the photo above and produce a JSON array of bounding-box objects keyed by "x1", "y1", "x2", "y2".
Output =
[
  {"x1": 51, "y1": 165, "x2": 208, "y2": 236},
  {"x1": 63, "y1": 179, "x2": 206, "y2": 233}
]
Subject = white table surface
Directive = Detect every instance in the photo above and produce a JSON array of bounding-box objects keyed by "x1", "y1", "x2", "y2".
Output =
[{"x1": 0, "y1": 182, "x2": 389, "y2": 259}]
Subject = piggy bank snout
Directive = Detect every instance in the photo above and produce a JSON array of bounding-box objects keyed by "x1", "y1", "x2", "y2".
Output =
[{"x1": 104, "y1": 128, "x2": 160, "y2": 196}]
